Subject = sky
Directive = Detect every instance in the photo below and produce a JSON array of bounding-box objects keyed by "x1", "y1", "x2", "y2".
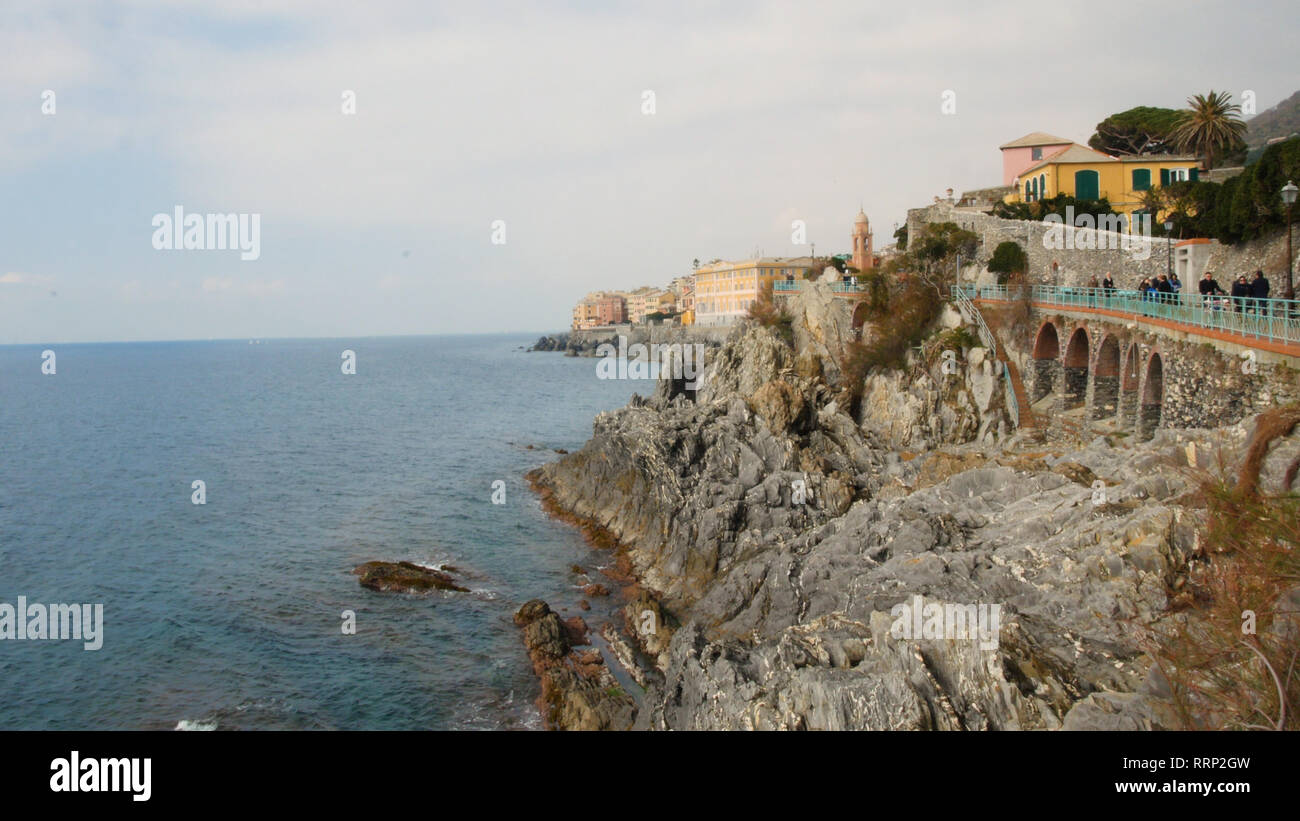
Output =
[{"x1": 1, "y1": 0, "x2": 1298, "y2": 343}]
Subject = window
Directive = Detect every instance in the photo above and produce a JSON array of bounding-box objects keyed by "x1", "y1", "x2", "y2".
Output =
[
  {"x1": 1031, "y1": 147, "x2": 1043, "y2": 160},
  {"x1": 1025, "y1": 181, "x2": 1032, "y2": 200},
  {"x1": 1132, "y1": 168, "x2": 1151, "y2": 191},
  {"x1": 1074, "y1": 169, "x2": 1100, "y2": 200},
  {"x1": 1039, "y1": 173, "x2": 1046, "y2": 198}
]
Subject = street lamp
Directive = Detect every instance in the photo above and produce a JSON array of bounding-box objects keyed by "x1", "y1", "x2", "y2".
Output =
[
  {"x1": 1164, "y1": 220, "x2": 1174, "y2": 280},
  {"x1": 1283, "y1": 180, "x2": 1298, "y2": 301}
]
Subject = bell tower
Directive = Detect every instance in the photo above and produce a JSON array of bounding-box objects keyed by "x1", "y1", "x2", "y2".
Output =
[{"x1": 852, "y1": 208, "x2": 874, "y2": 272}]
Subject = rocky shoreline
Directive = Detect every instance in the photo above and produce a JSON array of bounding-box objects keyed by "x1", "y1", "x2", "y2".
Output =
[
  {"x1": 520, "y1": 279, "x2": 1300, "y2": 730},
  {"x1": 527, "y1": 325, "x2": 729, "y2": 358}
]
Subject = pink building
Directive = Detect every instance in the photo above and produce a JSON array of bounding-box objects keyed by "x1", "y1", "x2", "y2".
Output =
[
  {"x1": 999, "y1": 132, "x2": 1073, "y2": 187},
  {"x1": 595, "y1": 294, "x2": 627, "y2": 325}
]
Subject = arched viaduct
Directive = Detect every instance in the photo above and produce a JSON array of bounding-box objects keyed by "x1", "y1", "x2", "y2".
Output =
[{"x1": 1028, "y1": 319, "x2": 1168, "y2": 439}]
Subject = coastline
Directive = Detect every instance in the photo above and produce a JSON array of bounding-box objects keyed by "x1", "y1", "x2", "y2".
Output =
[{"x1": 512, "y1": 280, "x2": 1282, "y2": 730}]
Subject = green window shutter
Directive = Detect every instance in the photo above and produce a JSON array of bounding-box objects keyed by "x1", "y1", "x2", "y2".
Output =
[
  {"x1": 1132, "y1": 168, "x2": 1150, "y2": 191},
  {"x1": 1074, "y1": 169, "x2": 1100, "y2": 200},
  {"x1": 1159, "y1": 168, "x2": 1170, "y2": 186},
  {"x1": 1189, "y1": 167, "x2": 1199, "y2": 182}
]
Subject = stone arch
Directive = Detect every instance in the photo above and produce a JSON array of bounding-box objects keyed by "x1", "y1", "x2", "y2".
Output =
[
  {"x1": 1030, "y1": 322, "x2": 1061, "y2": 403},
  {"x1": 1139, "y1": 351, "x2": 1164, "y2": 440},
  {"x1": 1062, "y1": 326, "x2": 1090, "y2": 410},
  {"x1": 851, "y1": 301, "x2": 871, "y2": 331},
  {"x1": 1119, "y1": 342, "x2": 1141, "y2": 428},
  {"x1": 1092, "y1": 334, "x2": 1121, "y2": 419}
]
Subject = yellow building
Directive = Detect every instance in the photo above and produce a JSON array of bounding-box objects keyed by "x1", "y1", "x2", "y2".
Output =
[
  {"x1": 1007, "y1": 142, "x2": 1202, "y2": 226},
  {"x1": 571, "y1": 292, "x2": 603, "y2": 330},
  {"x1": 692, "y1": 257, "x2": 817, "y2": 326}
]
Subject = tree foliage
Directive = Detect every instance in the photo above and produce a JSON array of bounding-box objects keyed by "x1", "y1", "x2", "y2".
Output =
[
  {"x1": 986, "y1": 241, "x2": 1028, "y2": 284},
  {"x1": 911, "y1": 222, "x2": 978, "y2": 272},
  {"x1": 1088, "y1": 106, "x2": 1184, "y2": 156},
  {"x1": 990, "y1": 193, "x2": 1116, "y2": 223},
  {"x1": 1146, "y1": 137, "x2": 1300, "y2": 243},
  {"x1": 1170, "y1": 90, "x2": 1248, "y2": 170}
]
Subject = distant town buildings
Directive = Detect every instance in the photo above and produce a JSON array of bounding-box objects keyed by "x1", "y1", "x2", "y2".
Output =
[
  {"x1": 595, "y1": 293, "x2": 627, "y2": 326},
  {"x1": 569, "y1": 211, "x2": 872, "y2": 329},
  {"x1": 693, "y1": 257, "x2": 819, "y2": 326}
]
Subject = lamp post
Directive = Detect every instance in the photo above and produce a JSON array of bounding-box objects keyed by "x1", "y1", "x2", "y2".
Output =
[
  {"x1": 1163, "y1": 220, "x2": 1174, "y2": 280},
  {"x1": 1283, "y1": 180, "x2": 1298, "y2": 301}
]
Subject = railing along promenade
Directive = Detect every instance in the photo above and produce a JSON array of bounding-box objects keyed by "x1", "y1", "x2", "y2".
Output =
[
  {"x1": 772, "y1": 279, "x2": 864, "y2": 294},
  {"x1": 958, "y1": 284, "x2": 1300, "y2": 351}
]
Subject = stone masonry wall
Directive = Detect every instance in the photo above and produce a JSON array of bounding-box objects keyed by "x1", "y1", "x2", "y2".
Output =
[{"x1": 909, "y1": 202, "x2": 1299, "y2": 293}]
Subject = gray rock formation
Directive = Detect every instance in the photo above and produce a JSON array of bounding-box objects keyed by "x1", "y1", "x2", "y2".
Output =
[{"x1": 525, "y1": 285, "x2": 1272, "y2": 730}]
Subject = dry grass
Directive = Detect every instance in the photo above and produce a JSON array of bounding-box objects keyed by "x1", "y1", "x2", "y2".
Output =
[
  {"x1": 746, "y1": 281, "x2": 794, "y2": 346},
  {"x1": 840, "y1": 276, "x2": 942, "y2": 417},
  {"x1": 1150, "y1": 406, "x2": 1300, "y2": 730}
]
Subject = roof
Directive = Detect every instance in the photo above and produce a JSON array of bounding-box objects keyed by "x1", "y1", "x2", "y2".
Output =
[
  {"x1": 1020, "y1": 144, "x2": 1117, "y2": 175},
  {"x1": 999, "y1": 132, "x2": 1074, "y2": 150},
  {"x1": 1112, "y1": 154, "x2": 1202, "y2": 163}
]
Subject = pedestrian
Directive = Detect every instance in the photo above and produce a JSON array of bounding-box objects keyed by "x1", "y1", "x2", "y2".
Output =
[
  {"x1": 1087, "y1": 274, "x2": 1099, "y2": 306},
  {"x1": 1231, "y1": 275, "x2": 1251, "y2": 313},
  {"x1": 1156, "y1": 274, "x2": 1174, "y2": 306},
  {"x1": 1169, "y1": 271, "x2": 1182, "y2": 302},
  {"x1": 1251, "y1": 270, "x2": 1270, "y2": 315},
  {"x1": 1199, "y1": 271, "x2": 1225, "y2": 309},
  {"x1": 1102, "y1": 273, "x2": 1116, "y2": 307}
]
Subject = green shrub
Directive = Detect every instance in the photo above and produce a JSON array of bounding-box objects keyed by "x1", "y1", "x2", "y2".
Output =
[{"x1": 987, "y1": 241, "x2": 1028, "y2": 284}]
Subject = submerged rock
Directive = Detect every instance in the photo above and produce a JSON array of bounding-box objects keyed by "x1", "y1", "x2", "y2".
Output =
[{"x1": 352, "y1": 561, "x2": 469, "y2": 594}]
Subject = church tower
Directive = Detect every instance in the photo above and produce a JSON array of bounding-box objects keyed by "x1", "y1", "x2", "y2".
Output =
[{"x1": 852, "y1": 208, "x2": 874, "y2": 273}]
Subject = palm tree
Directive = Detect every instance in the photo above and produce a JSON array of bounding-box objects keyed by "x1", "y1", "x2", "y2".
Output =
[{"x1": 1169, "y1": 90, "x2": 1248, "y2": 170}]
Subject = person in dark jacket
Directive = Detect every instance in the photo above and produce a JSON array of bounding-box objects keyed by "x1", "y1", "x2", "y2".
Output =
[
  {"x1": 1102, "y1": 273, "x2": 1116, "y2": 306},
  {"x1": 1156, "y1": 274, "x2": 1174, "y2": 305},
  {"x1": 1251, "y1": 270, "x2": 1270, "y2": 315},
  {"x1": 1199, "y1": 271, "x2": 1225, "y2": 308},
  {"x1": 1231, "y1": 275, "x2": 1251, "y2": 312}
]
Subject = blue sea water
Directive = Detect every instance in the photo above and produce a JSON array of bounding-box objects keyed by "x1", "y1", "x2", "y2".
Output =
[{"x1": 0, "y1": 334, "x2": 643, "y2": 730}]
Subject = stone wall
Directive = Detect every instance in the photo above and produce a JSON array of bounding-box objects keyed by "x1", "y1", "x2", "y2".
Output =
[
  {"x1": 908, "y1": 202, "x2": 1175, "y2": 289},
  {"x1": 909, "y1": 201, "x2": 1299, "y2": 292}
]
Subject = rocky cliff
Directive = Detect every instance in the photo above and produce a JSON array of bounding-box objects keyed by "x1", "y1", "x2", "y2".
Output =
[{"x1": 525, "y1": 281, "x2": 1288, "y2": 730}]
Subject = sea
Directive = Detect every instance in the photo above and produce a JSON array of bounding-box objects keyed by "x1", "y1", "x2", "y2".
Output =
[{"x1": 0, "y1": 334, "x2": 645, "y2": 730}]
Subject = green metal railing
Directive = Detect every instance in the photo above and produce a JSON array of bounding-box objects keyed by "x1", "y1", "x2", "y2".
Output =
[
  {"x1": 772, "y1": 279, "x2": 864, "y2": 293},
  {"x1": 958, "y1": 284, "x2": 1300, "y2": 348}
]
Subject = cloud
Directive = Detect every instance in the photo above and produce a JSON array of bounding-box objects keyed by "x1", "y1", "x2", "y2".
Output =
[
  {"x1": 201, "y1": 276, "x2": 286, "y2": 296},
  {"x1": 1, "y1": 271, "x2": 54, "y2": 286},
  {"x1": 2, "y1": 0, "x2": 1299, "y2": 342}
]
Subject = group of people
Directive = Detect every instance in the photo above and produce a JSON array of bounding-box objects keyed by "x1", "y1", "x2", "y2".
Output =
[
  {"x1": 1197, "y1": 270, "x2": 1271, "y2": 313},
  {"x1": 1086, "y1": 272, "x2": 1183, "y2": 305},
  {"x1": 1081, "y1": 269, "x2": 1274, "y2": 313}
]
